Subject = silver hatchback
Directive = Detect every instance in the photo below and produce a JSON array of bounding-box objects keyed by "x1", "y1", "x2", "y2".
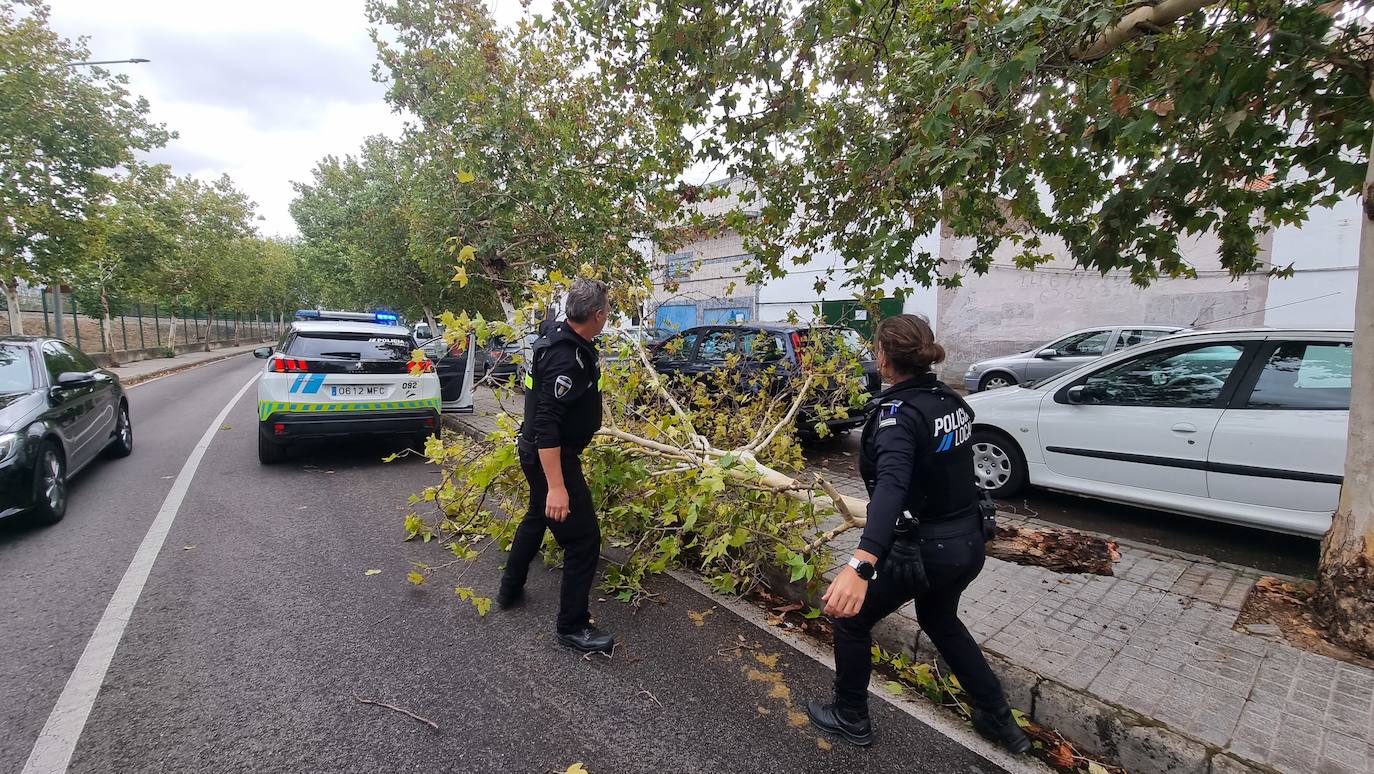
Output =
[{"x1": 963, "y1": 325, "x2": 1184, "y2": 392}]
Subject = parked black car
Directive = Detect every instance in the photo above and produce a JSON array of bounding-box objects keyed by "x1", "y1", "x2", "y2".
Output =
[
  {"x1": 0, "y1": 337, "x2": 133, "y2": 525},
  {"x1": 485, "y1": 334, "x2": 536, "y2": 384},
  {"x1": 649, "y1": 323, "x2": 880, "y2": 437}
]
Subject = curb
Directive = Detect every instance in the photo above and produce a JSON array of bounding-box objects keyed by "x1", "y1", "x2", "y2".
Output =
[
  {"x1": 760, "y1": 564, "x2": 1274, "y2": 774},
  {"x1": 439, "y1": 408, "x2": 1274, "y2": 774}
]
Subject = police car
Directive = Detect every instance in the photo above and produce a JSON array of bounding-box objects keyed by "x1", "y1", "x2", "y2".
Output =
[{"x1": 253, "y1": 310, "x2": 441, "y2": 464}]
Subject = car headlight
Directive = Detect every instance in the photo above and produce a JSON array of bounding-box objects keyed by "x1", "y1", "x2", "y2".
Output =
[
  {"x1": 965, "y1": 364, "x2": 981, "y2": 374},
  {"x1": 0, "y1": 432, "x2": 22, "y2": 463}
]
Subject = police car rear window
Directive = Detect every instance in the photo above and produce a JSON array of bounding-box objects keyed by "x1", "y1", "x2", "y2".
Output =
[{"x1": 286, "y1": 332, "x2": 413, "y2": 361}]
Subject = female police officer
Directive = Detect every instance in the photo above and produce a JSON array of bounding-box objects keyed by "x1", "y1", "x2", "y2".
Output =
[{"x1": 807, "y1": 315, "x2": 1029, "y2": 754}]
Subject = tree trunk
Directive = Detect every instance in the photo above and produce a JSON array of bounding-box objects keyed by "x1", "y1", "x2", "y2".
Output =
[
  {"x1": 4, "y1": 281, "x2": 23, "y2": 335},
  {"x1": 1313, "y1": 129, "x2": 1374, "y2": 657},
  {"x1": 422, "y1": 304, "x2": 438, "y2": 339},
  {"x1": 100, "y1": 289, "x2": 115, "y2": 354},
  {"x1": 204, "y1": 308, "x2": 214, "y2": 352},
  {"x1": 233, "y1": 313, "x2": 241, "y2": 346},
  {"x1": 481, "y1": 262, "x2": 517, "y2": 320},
  {"x1": 165, "y1": 312, "x2": 177, "y2": 351}
]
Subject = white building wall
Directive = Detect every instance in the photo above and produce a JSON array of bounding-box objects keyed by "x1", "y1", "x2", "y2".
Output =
[
  {"x1": 1264, "y1": 199, "x2": 1359, "y2": 328},
  {"x1": 935, "y1": 227, "x2": 1271, "y2": 379},
  {"x1": 755, "y1": 229, "x2": 941, "y2": 326}
]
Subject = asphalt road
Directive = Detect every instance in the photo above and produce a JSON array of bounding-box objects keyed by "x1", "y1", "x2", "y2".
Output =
[
  {"x1": 805, "y1": 433, "x2": 1322, "y2": 579},
  {"x1": 2, "y1": 354, "x2": 1005, "y2": 774}
]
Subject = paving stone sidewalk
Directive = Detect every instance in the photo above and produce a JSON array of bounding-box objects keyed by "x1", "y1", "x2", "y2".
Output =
[
  {"x1": 109, "y1": 342, "x2": 268, "y2": 385},
  {"x1": 447, "y1": 389, "x2": 1374, "y2": 774}
]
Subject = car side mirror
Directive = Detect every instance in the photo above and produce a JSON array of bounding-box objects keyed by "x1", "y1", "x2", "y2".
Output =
[
  {"x1": 57, "y1": 371, "x2": 96, "y2": 387},
  {"x1": 1065, "y1": 385, "x2": 1087, "y2": 404},
  {"x1": 1037, "y1": 348, "x2": 1059, "y2": 359},
  {"x1": 253, "y1": 346, "x2": 273, "y2": 359}
]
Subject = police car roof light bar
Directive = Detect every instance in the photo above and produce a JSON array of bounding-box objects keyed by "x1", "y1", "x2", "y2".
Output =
[{"x1": 293, "y1": 309, "x2": 403, "y2": 326}]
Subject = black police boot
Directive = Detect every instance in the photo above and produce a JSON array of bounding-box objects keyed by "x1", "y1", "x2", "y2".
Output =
[
  {"x1": 557, "y1": 625, "x2": 615, "y2": 654},
  {"x1": 970, "y1": 705, "x2": 1031, "y2": 754},
  {"x1": 495, "y1": 582, "x2": 524, "y2": 610},
  {"x1": 806, "y1": 700, "x2": 873, "y2": 747}
]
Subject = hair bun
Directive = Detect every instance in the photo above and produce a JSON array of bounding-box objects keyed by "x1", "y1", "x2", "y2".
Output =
[{"x1": 875, "y1": 314, "x2": 943, "y2": 373}]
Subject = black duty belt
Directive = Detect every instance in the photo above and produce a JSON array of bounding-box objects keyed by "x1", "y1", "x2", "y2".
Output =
[
  {"x1": 894, "y1": 509, "x2": 982, "y2": 542},
  {"x1": 916, "y1": 514, "x2": 982, "y2": 540}
]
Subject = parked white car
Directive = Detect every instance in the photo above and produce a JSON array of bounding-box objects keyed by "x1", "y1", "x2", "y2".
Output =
[{"x1": 965, "y1": 328, "x2": 1352, "y2": 537}]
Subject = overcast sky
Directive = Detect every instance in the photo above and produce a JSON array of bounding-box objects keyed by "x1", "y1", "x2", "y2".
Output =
[{"x1": 46, "y1": 0, "x2": 543, "y2": 238}]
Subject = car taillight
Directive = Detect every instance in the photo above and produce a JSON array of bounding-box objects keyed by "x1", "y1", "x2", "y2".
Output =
[
  {"x1": 406, "y1": 358, "x2": 433, "y2": 373},
  {"x1": 272, "y1": 357, "x2": 310, "y2": 372},
  {"x1": 790, "y1": 332, "x2": 804, "y2": 356}
]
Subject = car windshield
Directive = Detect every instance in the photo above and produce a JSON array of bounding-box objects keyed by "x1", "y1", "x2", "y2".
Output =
[
  {"x1": 287, "y1": 332, "x2": 414, "y2": 361},
  {"x1": 0, "y1": 345, "x2": 34, "y2": 394},
  {"x1": 802, "y1": 328, "x2": 872, "y2": 359}
]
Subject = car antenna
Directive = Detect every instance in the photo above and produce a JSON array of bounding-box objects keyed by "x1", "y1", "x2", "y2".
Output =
[{"x1": 1192, "y1": 291, "x2": 1342, "y2": 328}]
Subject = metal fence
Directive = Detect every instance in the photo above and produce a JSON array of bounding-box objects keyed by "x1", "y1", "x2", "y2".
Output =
[{"x1": 0, "y1": 289, "x2": 285, "y2": 354}]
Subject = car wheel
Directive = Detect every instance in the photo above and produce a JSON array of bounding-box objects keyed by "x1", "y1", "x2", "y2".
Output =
[
  {"x1": 970, "y1": 430, "x2": 1027, "y2": 498},
  {"x1": 106, "y1": 402, "x2": 133, "y2": 458},
  {"x1": 258, "y1": 430, "x2": 287, "y2": 465},
  {"x1": 30, "y1": 442, "x2": 68, "y2": 526},
  {"x1": 979, "y1": 372, "x2": 1016, "y2": 391}
]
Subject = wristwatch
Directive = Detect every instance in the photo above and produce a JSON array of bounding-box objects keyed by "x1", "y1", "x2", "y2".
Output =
[{"x1": 848, "y1": 556, "x2": 878, "y2": 581}]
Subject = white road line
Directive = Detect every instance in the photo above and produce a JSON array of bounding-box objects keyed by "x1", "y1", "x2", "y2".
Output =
[{"x1": 23, "y1": 373, "x2": 260, "y2": 774}]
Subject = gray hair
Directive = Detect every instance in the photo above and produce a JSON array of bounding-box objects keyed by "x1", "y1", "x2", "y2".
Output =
[{"x1": 565, "y1": 278, "x2": 609, "y2": 322}]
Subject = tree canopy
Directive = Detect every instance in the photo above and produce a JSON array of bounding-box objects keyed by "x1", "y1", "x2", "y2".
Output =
[
  {"x1": 366, "y1": 0, "x2": 684, "y2": 312},
  {"x1": 563, "y1": 0, "x2": 1374, "y2": 296},
  {"x1": 0, "y1": 0, "x2": 171, "y2": 287}
]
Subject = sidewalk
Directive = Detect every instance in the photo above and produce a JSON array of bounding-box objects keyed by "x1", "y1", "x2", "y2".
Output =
[
  {"x1": 445, "y1": 388, "x2": 1374, "y2": 774},
  {"x1": 111, "y1": 342, "x2": 266, "y2": 385}
]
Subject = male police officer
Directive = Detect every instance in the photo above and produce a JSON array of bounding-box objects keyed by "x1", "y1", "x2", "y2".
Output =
[{"x1": 497, "y1": 279, "x2": 614, "y2": 654}]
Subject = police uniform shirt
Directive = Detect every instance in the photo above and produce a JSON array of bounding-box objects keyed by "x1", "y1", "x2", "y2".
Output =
[
  {"x1": 521, "y1": 323, "x2": 603, "y2": 453},
  {"x1": 856, "y1": 372, "x2": 978, "y2": 558}
]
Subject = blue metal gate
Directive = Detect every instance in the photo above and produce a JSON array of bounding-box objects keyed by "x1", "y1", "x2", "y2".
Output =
[{"x1": 656, "y1": 304, "x2": 697, "y2": 332}]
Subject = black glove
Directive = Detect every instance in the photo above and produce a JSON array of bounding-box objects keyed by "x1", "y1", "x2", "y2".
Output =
[{"x1": 878, "y1": 539, "x2": 929, "y2": 598}]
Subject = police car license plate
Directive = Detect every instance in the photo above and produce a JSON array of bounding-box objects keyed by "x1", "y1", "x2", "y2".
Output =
[{"x1": 330, "y1": 385, "x2": 388, "y2": 397}]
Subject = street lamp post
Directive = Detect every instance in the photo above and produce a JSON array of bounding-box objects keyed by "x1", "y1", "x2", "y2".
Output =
[
  {"x1": 50, "y1": 286, "x2": 64, "y2": 341},
  {"x1": 63, "y1": 58, "x2": 149, "y2": 67}
]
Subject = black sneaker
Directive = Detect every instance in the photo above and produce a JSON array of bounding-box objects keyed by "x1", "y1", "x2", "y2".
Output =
[
  {"x1": 557, "y1": 626, "x2": 615, "y2": 654},
  {"x1": 970, "y1": 706, "x2": 1031, "y2": 754},
  {"x1": 495, "y1": 584, "x2": 524, "y2": 610},
  {"x1": 806, "y1": 700, "x2": 873, "y2": 747}
]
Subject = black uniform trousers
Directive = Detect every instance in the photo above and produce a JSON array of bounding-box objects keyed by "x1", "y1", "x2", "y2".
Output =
[
  {"x1": 833, "y1": 527, "x2": 1007, "y2": 716},
  {"x1": 503, "y1": 441, "x2": 601, "y2": 634}
]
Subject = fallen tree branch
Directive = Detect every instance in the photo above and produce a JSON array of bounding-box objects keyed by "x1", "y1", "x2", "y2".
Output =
[
  {"x1": 353, "y1": 694, "x2": 440, "y2": 730},
  {"x1": 601, "y1": 421, "x2": 1116, "y2": 575},
  {"x1": 746, "y1": 372, "x2": 815, "y2": 453}
]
